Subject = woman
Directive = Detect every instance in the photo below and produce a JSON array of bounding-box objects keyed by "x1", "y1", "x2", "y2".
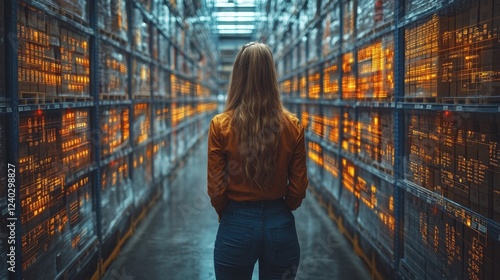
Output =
[{"x1": 207, "y1": 42, "x2": 308, "y2": 280}]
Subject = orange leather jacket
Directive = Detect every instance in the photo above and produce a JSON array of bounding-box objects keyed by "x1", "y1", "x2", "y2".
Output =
[{"x1": 207, "y1": 111, "x2": 309, "y2": 216}]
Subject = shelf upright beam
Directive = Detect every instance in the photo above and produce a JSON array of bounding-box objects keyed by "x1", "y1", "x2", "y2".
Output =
[
  {"x1": 393, "y1": 0, "x2": 406, "y2": 276},
  {"x1": 127, "y1": 0, "x2": 135, "y2": 182},
  {"x1": 337, "y1": 0, "x2": 345, "y2": 201},
  {"x1": 5, "y1": 0, "x2": 22, "y2": 278},
  {"x1": 88, "y1": 0, "x2": 103, "y2": 275}
]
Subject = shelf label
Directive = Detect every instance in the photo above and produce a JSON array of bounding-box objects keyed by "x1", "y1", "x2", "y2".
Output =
[
  {"x1": 414, "y1": 104, "x2": 424, "y2": 109},
  {"x1": 7, "y1": 108, "x2": 12, "y2": 112},
  {"x1": 443, "y1": 105, "x2": 449, "y2": 110},
  {"x1": 426, "y1": 105, "x2": 432, "y2": 109},
  {"x1": 19, "y1": 107, "x2": 24, "y2": 111},
  {"x1": 456, "y1": 105, "x2": 463, "y2": 111}
]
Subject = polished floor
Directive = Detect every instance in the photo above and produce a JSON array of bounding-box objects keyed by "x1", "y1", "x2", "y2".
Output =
[{"x1": 103, "y1": 138, "x2": 371, "y2": 280}]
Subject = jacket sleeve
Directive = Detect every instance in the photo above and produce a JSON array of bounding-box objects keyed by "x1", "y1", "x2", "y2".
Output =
[
  {"x1": 207, "y1": 116, "x2": 228, "y2": 216},
  {"x1": 285, "y1": 124, "x2": 309, "y2": 210}
]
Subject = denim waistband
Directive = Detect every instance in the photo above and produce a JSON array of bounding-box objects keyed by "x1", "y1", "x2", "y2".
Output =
[{"x1": 228, "y1": 198, "x2": 285, "y2": 208}]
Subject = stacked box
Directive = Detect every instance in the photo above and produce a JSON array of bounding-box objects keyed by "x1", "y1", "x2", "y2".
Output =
[
  {"x1": 310, "y1": 106, "x2": 324, "y2": 139},
  {"x1": 358, "y1": 109, "x2": 394, "y2": 175},
  {"x1": 99, "y1": 44, "x2": 128, "y2": 98},
  {"x1": 405, "y1": 0, "x2": 442, "y2": 18},
  {"x1": 405, "y1": 110, "x2": 441, "y2": 191},
  {"x1": 308, "y1": 68, "x2": 321, "y2": 99},
  {"x1": 342, "y1": 52, "x2": 356, "y2": 99},
  {"x1": 134, "y1": 103, "x2": 151, "y2": 145},
  {"x1": 100, "y1": 107, "x2": 130, "y2": 158},
  {"x1": 132, "y1": 143, "x2": 153, "y2": 203},
  {"x1": 132, "y1": 8, "x2": 150, "y2": 55},
  {"x1": 406, "y1": 110, "x2": 500, "y2": 221},
  {"x1": 98, "y1": 0, "x2": 111, "y2": 30},
  {"x1": 323, "y1": 150, "x2": 340, "y2": 199},
  {"x1": 323, "y1": 59, "x2": 340, "y2": 99},
  {"x1": 356, "y1": 168, "x2": 395, "y2": 257},
  {"x1": 324, "y1": 106, "x2": 340, "y2": 146},
  {"x1": 18, "y1": 112, "x2": 96, "y2": 279},
  {"x1": 132, "y1": 59, "x2": 151, "y2": 97},
  {"x1": 18, "y1": 5, "x2": 62, "y2": 102},
  {"x1": 153, "y1": 104, "x2": 169, "y2": 134},
  {"x1": 405, "y1": 15, "x2": 439, "y2": 98},
  {"x1": 60, "y1": 27, "x2": 90, "y2": 98},
  {"x1": 159, "y1": 34, "x2": 169, "y2": 66},
  {"x1": 322, "y1": 4, "x2": 341, "y2": 57},
  {"x1": 357, "y1": 0, "x2": 395, "y2": 39},
  {"x1": 299, "y1": 75, "x2": 307, "y2": 99},
  {"x1": 342, "y1": 0, "x2": 355, "y2": 46},
  {"x1": 340, "y1": 157, "x2": 358, "y2": 220},
  {"x1": 60, "y1": 109, "x2": 91, "y2": 180},
  {"x1": 341, "y1": 108, "x2": 359, "y2": 156},
  {"x1": 357, "y1": 35, "x2": 394, "y2": 100},
  {"x1": 110, "y1": 0, "x2": 128, "y2": 41},
  {"x1": 154, "y1": 138, "x2": 171, "y2": 178},
  {"x1": 308, "y1": 140, "x2": 323, "y2": 180},
  {"x1": 100, "y1": 156, "x2": 132, "y2": 236},
  {"x1": 307, "y1": 28, "x2": 319, "y2": 63}
]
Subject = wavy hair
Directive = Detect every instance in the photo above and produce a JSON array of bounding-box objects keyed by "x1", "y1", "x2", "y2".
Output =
[{"x1": 225, "y1": 42, "x2": 288, "y2": 190}]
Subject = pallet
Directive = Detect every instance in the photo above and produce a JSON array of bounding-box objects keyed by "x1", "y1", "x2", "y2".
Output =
[
  {"x1": 402, "y1": 96, "x2": 437, "y2": 103},
  {"x1": 99, "y1": 28, "x2": 127, "y2": 46},
  {"x1": 99, "y1": 93, "x2": 128, "y2": 101},
  {"x1": 437, "y1": 96, "x2": 500, "y2": 105},
  {"x1": 19, "y1": 92, "x2": 44, "y2": 104},
  {"x1": 41, "y1": 0, "x2": 88, "y2": 27},
  {"x1": 59, "y1": 95, "x2": 93, "y2": 103}
]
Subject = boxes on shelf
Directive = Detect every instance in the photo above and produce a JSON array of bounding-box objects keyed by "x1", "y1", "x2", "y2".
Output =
[
  {"x1": 323, "y1": 58, "x2": 340, "y2": 99},
  {"x1": 132, "y1": 7, "x2": 150, "y2": 55},
  {"x1": 308, "y1": 67, "x2": 321, "y2": 99},
  {"x1": 342, "y1": 0, "x2": 356, "y2": 46},
  {"x1": 309, "y1": 105, "x2": 324, "y2": 138},
  {"x1": 60, "y1": 27, "x2": 90, "y2": 99},
  {"x1": 405, "y1": 15, "x2": 439, "y2": 99},
  {"x1": 356, "y1": 168, "x2": 395, "y2": 257},
  {"x1": 357, "y1": 34, "x2": 394, "y2": 100},
  {"x1": 61, "y1": 109, "x2": 91, "y2": 180},
  {"x1": 405, "y1": 0, "x2": 442, "y2": 18},
  {"x1": 358, "y1": 109, "x2": 394, "y2": 175},
  {"x1": 154, "y1": 138, "x2": 171, "y2": 178},
  {"x1": 132, "y1": 58, "x2": 151, "y2": 97},
  {"x1": 99, "y1": 43, "x2": 128, "y2": 99},
  {"x1": 340, "y1": 157, "x2": 358, "y2": 219},
  {"x1": 98, "y1": 0, "x2": 111, "y2": 30},
  {"x1": 322, "y1": 4, "x2": 341, "y2": 57},
  {"x1": 342, "y1": 52, "x2": 356, "y2": 99},
  {"x1": 323, "y1": 150, "x2": 341, "y2": 199},
  {"x1": 100, "y1": 155, "x2": 132, "y2": 236},
  {"x1": 134, "y1": 103, "x2": 151, "y2": 145},
  {"x1": 405, "y1": 110, "x2": 500, "y2": 222},
  {"x1": 18, "y1": 111, "x2": 96, "y2": 279},
  {"x1": 307, "y1": 140, "x2": 323, "y2": 179},
  {"x1": 132, "y1": 143, "x2": 153, "y2": 202},
  {"x1": 357, "y1": 0, "x2": 394, "y2": 39},
  {"x1": 154, "y1": 104, "x2": 169, "y2": 134},
  {"x1": 17, "y1": 5, "x2": 62, "y2": 103},
  {"x1": 341, "y1": 108, "x2": 359, "y2": 156},
  {"x1": 307, "y1": 27, "x2": 319, "y2": 63},
  {"x1": 100, "y1": 107, "x2": 130, "y2": 158},
  {"x1": 152, "y1": 67, "x2": 169, "y2": 98}
]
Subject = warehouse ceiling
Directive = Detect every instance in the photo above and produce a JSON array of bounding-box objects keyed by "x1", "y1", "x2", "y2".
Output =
[{"x1": 211, "y1": 0, "x2": 264, "y2": 86}]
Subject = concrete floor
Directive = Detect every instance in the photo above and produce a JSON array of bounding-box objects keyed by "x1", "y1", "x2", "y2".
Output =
[{"x1": 103, "y1": 138, "x2": 371, "y2": 280}]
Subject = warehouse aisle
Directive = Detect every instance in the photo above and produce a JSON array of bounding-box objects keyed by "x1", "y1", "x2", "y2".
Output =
[{"x1": 103, "y1": 138, "x2": 371, "y2": 280}]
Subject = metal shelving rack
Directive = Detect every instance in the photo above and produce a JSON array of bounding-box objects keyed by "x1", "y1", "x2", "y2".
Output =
[
  {"x1": 1, "y1": 0, "x2": 219, "y2": 279},
  {"x1": 263, "y1": 0, "x2": 500, "y2": 279}
]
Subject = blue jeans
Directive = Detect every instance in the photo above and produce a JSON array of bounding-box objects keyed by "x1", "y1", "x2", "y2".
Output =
[{"x1": 214, "y1": 199, "x2": 300, "y2": 280}]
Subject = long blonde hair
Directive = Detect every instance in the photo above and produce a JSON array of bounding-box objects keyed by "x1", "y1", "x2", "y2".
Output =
[{"x1": 225, "y1": 42, "x2": 287, "y2": 190}]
